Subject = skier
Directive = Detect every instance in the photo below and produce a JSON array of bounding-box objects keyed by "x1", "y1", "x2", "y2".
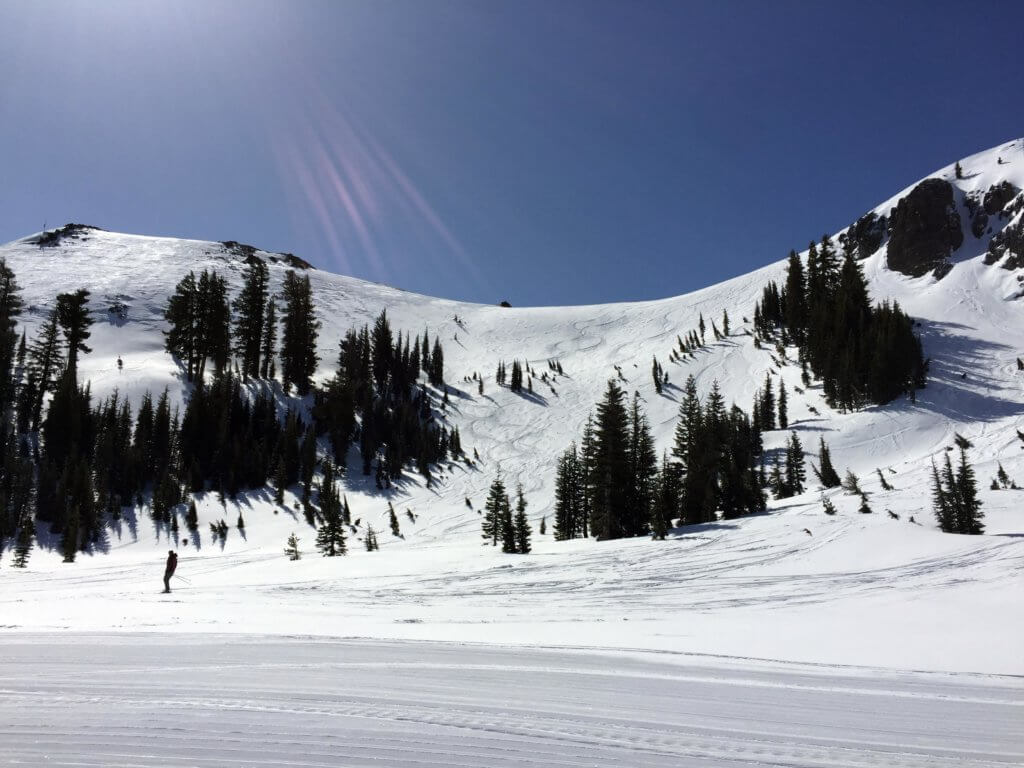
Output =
[{"x1": 162, "y1": 550, "x2": 178, "y2": 593}]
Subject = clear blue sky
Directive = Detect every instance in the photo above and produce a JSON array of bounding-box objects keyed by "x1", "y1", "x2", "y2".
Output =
[{"x1": 1, "y1": 0, "x2": 1021, "y2": 306}]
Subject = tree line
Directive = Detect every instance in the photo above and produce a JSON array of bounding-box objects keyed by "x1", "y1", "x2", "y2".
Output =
[{"x1": 754, "y1": 234, "x2": 927, "y2": 411}]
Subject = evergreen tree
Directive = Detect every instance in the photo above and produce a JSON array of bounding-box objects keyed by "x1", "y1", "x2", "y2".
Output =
[
  {"x1": 429, "y1": 338, "x2": 444, "y2": 387},
  {"x1": 0, "y1": 259, "x2": 23, "y2": 412},
  {"x1": 513, "y1": 484, "x2": 531, "y2": 554},
  {"x1": 56, "y1": 289, "x2": 94, "y2": 376},
  {"x1": 821, "y1": 494, "x2": 837, "y2": 515},
  {"x1": 389, "y1": 501, "x2": 401, "y2": 537},
  {"x1": 627, "y1": 391, "x2": 657, "y2": 537},
  {"x1": 482, "y1": 476, "x2": 508, "y2": 546},
  {"x1": 232, "y1": 258, "x2": 269, "y2": 378},
  {"x1": 364, "y1": 524, "x2": 379, "y2": 551},
  {"x1": 25, "y1": 308, "x2": 66, "y2": 430},
  {"x1": 953, "y1": 444, "x2": 983, "y2": 534},
  {"x1": 722, "y1": 309, "x2": 730, "y2": 337},
  {"x1": 841, "y1": 469, "x2": 862, "y2": 495},
  {"x1": 195, "y1": 270, "x2": 231, "y2": 379},
  {"x1": 590, "y1": 380, "x2": 631, "y2": 540},
  {"x1": 777, "y1": 382, "x2": 788, "y2": 429},
  {"x1": 315, "y1": 461, "x2": 346, "y2": 556},
  {"x1": 553, "y1": 444, "x2": 581, "y2": 541},
  {"x1": 783, "y1": 432, "x2": 805, "y2": 495},
  {"x1": 650, "y1": 451, "x2": 675, "y2": 540},
  {"x1": 814, "y1": 437, "x2": 842, "y2": 488},
  {"x1": 165, "y1": 272, "x2": 199, "y2": 380},
  {"x1": 783, "y1": 250, "x2": 806, "y2": 343},
  {"x1": 280, "y1": 270, "x2": 320, "y2": 395},
  {"x1": 955, "y1": 161, "x2": 963, "y2": 179},
  {"x1": 284, "y1": 532, "x2": 301, "y2": 560}
]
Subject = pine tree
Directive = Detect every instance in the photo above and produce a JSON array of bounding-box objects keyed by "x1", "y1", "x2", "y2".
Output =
[
  {"x1": 858, "y1": 493, "x2": 873, "y2": 514},
  {"x1": 165, "y1": 272, "x2": 199, "y2": 380},
  {"x1": 260, "y1": 297, "x2": 277, "y2": 379},
  {"x1": 627, "y1": 391, "x2": 657, "y2": 537},
  {"x1": 553, "y1": 444, "x2": 580, "y2": 541},
  {"x1": 284, "y1": 532, "x2": 301, "y2": 560},
  {"x1": 429, "y1": 338, "x2": 444, "y2": 387},
  {"x1": 783, "y1": 250, "x2": 806, "y2": 343},
  {"x1": 280, "y1": 271, "x2": 320, "y2": 395},
  {"x1": 698, "y1": 313, "x2": 706, "y2": 342},
  {"x1": 841, "y1": 469, "x2": 862, "y2": 495},
  {"x1": 955, "y1": 161, "x2": 963, "y2": 179},
  {"x1": 722, "y1": 309, "x2": 730, "y2": 337},
  {"x1": 388, "y1": 501, "x2": 401, "y2": 537},
  {"x1": 482, "y1": 476, "x2": 508, "y2": 546},
  {"x1": 876, "y1": 468, "x2": 894, "y2": 491},
  {"x1": 784, "y1": 431, "x2": 805, "y2": 495},
  {"x1": 232, "y1": 258, "x2": 269, "y2": 378},
  {"x1": 12, "y1": 513, "x2": 33, "y2": 567},
  {"x1": 513, "y1": 484, "x2": 531, "y2": 554},
  {"x1": 954, "y1": 445, "x2": 983, "y2": 534},
  {"x1": 760, "y1": 373, "x2": 775, "y2": 431},
  {"x1": 26, "y1": 308, "x2": 66, "y2": 430},
  {"x1": 821, "y1": 494, "x2": 837, "y2": 515},
  {"x1": 590, "y1": 380, "x2": 631, "y2": 540},
  {"x1": 315, "y1": 461, "x2": 346, "y2": 556},
  {"x1": 500, "y1": 491, "x2": 515, "y2": 553},
  {"x1": 195, "y1": 270, "x2": 231, "y2": 379},
  {"x1": 777, "y1": 382, "x2": 788, "y2": 429},
  {"x1": 997, "y1": 462, "x2": 1013, "y2": 489},
  {"x1": 650, "y1": 451, "x2": 674, "y2": 540},
  {"x1": 0, "y1": 259, "x2": 23, "y2": 412},
  {"x1": 539, "y1": 516, "x2": 546, "y2": 535},
  {"x1": 814, "y1": 437, "x2": 842, "y2": 488}
]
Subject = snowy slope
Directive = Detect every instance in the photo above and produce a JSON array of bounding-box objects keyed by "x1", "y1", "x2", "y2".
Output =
[{"x1": 0, "y1": 140, "x2": 1023, "y2": 677}]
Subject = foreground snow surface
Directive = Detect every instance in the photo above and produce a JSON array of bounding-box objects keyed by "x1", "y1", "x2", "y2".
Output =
[{"x1": 2, "y1": 634, "x2": 1020, "y2": 767}]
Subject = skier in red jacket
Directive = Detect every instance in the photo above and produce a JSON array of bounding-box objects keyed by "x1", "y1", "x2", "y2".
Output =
[{"x1": 163, "y1": 551, "x2": 178, "y2": 593}]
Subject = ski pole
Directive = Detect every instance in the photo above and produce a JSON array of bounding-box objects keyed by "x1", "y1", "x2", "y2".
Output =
[{"x1": 174, "y1": 574, "x2": 192, "y2": 585}]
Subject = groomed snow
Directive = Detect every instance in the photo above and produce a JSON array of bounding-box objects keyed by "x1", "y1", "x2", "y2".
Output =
[{"x1": 2, "y1": 634, "x2": 1021, "y2": 767}]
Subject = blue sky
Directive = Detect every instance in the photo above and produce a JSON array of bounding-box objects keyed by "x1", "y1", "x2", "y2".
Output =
[{"x1": 1, "y1": 0, "x2": 1021, "y2": 306}]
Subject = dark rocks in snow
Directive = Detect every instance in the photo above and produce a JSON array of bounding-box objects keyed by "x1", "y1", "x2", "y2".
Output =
[
  {"x1": 886, "y1": 179, "x2": 962, "y2": 278},
  {"x1": 839, "y1": 211, "x2": 887, "y2": 260},
  {"x1": 985, "y1": 219, "x2": 1024, "y2": 270},
  {"x1": 984, "y1": 181, "x2": 1018, "y2": 217},
  {"x1": 31, "y1": 223, "x2": 102, "y2": 248}
]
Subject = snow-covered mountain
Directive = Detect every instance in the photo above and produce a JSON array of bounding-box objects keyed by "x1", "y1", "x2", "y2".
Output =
[{"x1": 1, "y1": 138, "x2": 1022, "y2": 677}]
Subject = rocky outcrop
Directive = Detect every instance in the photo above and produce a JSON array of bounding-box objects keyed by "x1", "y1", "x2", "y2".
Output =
[
  {"x1": 967, "y1": 182, "x2": 1020, "y2": 239},
  {"x1": 886, "y1": 179, "x2": 963, "y2": 278},
  {"x1": 31, "y1": 223, "x2": 102, "y2": 248},
  {"x1": 840, "y1": 211, "x2": 887, "y2": 260},
  {"x1": 986, "y1": 219, "x2": 1024, "y2": 270}
]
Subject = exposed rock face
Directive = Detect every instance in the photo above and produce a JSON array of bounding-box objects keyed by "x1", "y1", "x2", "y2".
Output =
[
  {"x1": 886, "y1": 179, "x2": 963, "y2": 278},
  {"x1": 984, "y1": 181, "x2": 1018, "y2": 216},
  {"x1": 986, "y1": 219, "x2": 1024, "y2": 270},
  {"x1": 840, "y1": 211, "x2": 887, "y2": 260}
]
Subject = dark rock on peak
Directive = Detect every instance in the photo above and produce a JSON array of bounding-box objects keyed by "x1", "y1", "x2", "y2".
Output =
[
  {"x1": 31, "y1": 223, "x2": 102, "y2": 248},
  {"x1": 886, "y1": 179, "x2": 963, "y2": 278}
]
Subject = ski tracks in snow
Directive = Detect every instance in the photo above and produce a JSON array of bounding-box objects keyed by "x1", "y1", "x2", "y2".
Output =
[{"x1": 1, "y1": 634, "x2": 1020, "y2": 768}]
